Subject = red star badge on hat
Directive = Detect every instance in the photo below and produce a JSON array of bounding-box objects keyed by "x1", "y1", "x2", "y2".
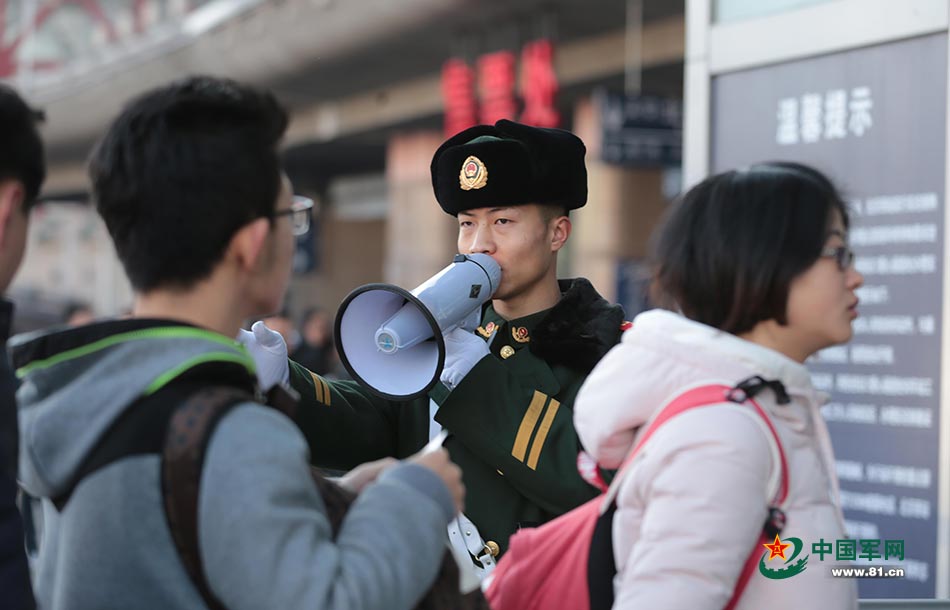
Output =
[{"x1": 763, "y1": 534, "x2": 791, "y2": 561}]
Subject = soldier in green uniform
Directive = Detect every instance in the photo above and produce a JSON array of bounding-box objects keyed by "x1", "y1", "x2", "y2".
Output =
[{"x1": 241, "y1": 119, "x2": 627, "y2": 570}]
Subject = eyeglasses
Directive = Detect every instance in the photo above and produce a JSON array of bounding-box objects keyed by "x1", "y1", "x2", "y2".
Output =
[
  {"x1": 272, "y1": 195, "x2": 314, "y2": 236},
  {"x1": 820, "y1": 245, "x2": 855, "y2": 271}
]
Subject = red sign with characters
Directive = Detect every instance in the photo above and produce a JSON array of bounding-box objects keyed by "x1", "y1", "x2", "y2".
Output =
[
  {"x1": 441, "y1": 38, "x2": 559, "y2": 137},
  {"x1": 441, "y1": 58, "x2": 478, "y2": 140},
  {"x1": 519, "y1": 39, "x2": 559, "y2": 128},
  {"x1": 477, "y1": 50, "x2": 517, "y2": 125}
]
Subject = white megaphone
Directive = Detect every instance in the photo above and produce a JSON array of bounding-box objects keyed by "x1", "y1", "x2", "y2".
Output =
[{"x1": 335, "y1": 253, "x2": 502, "y2": 400}]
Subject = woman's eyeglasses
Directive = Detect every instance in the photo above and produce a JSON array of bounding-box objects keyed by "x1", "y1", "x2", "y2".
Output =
[
  {"x1": 820, "y1": 245, "x2": 855, "y2": 271},
  {"x1": 272, "y1": 195, "x2": 314, "y2": 236}
]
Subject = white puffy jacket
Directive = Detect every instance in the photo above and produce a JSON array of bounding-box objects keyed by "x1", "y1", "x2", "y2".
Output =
[{"x1": 574, "y1": 309, "x2": 858, "y2": 610}]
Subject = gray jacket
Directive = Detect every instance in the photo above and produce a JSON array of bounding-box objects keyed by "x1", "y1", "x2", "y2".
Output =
[{"x1": 13, "y1": 320, "x2": 455, "y2": 610}]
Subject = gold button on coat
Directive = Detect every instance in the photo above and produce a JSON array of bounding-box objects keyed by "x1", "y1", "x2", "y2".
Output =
[{"x1": 500, "y1": 345, "x2": 516, "y2": 359}]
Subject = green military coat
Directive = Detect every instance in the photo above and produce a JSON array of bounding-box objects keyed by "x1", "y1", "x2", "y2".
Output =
[{"x1": 289, "y1": 278, "x2": 627, "y2": 556}]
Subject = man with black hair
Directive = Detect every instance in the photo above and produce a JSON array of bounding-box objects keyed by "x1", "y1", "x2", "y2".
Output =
[
  {"x1": 242, "y1": 120, "x2": 628, "y2": 576},
  {"x1": 11, "y1": 76, "x2": 464, "y2": 610},
  {"x1": 0, "y1": 83, "x2": 44, "y2": 610}
]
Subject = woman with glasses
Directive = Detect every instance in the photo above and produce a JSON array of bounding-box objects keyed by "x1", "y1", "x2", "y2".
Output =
[{"x1": 573, "y1": 162, "x2": 861, "y2": 609}]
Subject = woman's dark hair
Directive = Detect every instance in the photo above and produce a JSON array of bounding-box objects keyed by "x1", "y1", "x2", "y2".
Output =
[{"x1": 653, "y1": 161, "x2": 849, "y2": 334}]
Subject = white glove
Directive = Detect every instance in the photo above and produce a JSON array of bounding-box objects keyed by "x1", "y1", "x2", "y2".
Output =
[
  {"x1": 440, "y1": 328, "x2": 490, "y2": 391},
  {"x1": 237, "y1": 320, "x2": 291, "y2": 390}
]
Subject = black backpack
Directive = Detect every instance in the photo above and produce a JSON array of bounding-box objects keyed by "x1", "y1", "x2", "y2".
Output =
[{"x1": 54, "y1": 361, "x2": 486, "y2": 610}]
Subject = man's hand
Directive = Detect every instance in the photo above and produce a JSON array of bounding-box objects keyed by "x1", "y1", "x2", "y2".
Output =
[
  {"x1": 408, "y1": 448, "x2": 465, "y2": 514},
  {"x1": 237, "y1": 320, "x2": 291, "y2": 390},
  {"x1": 440, "y1": 328, "x2": 490, "y2": 390},
  {"x1": 336, "y1": 457, "x2": 398, "y2": 494}
]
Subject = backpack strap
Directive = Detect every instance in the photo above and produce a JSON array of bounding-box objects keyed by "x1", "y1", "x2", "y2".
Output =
[
  {"x1": 161, "y1": 381, "x2": 303, "y2": 610},
  {"x1": 591, "y1": 380, "x2": 790, "y2": 610},
  {"x1": 604, "y1": 382, "x2": 788, "y2": 508},
  {"x1": 162, "y1": 386, "x2": 254, "y2": 610},
  {"x1": 587, "y1": 502, "x2": 619, "y2": 610},
  {"x1": 720, "y1": 380, "x2": 790, "y2": 610}
]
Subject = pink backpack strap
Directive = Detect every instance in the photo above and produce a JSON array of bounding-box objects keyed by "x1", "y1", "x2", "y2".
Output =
[
  {"x1": 723, "y1": 389, "x2": 789, "y2": 610},
  {"x1": 607, "y1": 383, "x2": 790, "y2": 610},
  {"x1": 612, "y1": 383, "x2": 788, "y2": 497}
]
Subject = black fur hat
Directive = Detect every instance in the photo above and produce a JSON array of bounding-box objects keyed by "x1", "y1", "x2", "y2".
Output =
[{"x1": 430, "y1": 119, "x2": 587, "y2": 216}]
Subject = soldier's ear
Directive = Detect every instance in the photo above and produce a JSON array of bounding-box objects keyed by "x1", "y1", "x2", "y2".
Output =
[{"x1": 550, "y1": 215, "x2": 571, "y2": 253}]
